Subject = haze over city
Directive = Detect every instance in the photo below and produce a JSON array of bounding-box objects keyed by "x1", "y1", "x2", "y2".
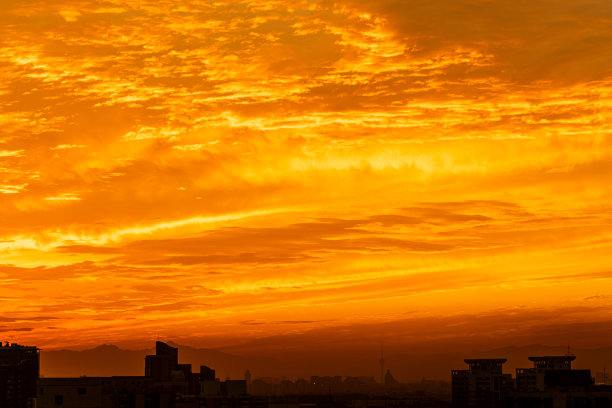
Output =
[{"x1": 1, "y1": 0, "x2": 612, "y2": 380}]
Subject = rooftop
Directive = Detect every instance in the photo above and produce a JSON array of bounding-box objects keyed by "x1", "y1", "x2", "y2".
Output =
[
  {"x1": 464, "y1": 359, "x2": 507, "y2": 364},
  {"x1": 0, "y1": 342, "x2": 39, "y2": 350},
  {"x1": 528, "y1": 356, "x2": 576, "y2": 362}
]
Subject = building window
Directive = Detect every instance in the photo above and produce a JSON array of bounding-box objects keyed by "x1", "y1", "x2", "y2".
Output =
[
  {"x1": 78, "y1": 387, "x2": 87, "y2": 395},
  {"x1": 54, "y1": 394, "x2": 63, "y2": 405}
]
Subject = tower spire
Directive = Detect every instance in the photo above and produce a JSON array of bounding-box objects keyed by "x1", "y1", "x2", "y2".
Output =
[{"x1": 379, "y1": 344, "x2": 385, "y2": 384}]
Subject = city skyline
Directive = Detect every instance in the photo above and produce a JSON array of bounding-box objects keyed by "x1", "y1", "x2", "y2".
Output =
[
  {"x1": 4, "y1": 338, "x2": 612, "y2": 407},
  {"x1": 6, "y1": 339, "x2": 612, "y2": 384},
  {"x1": 1, "y1": 0, "x2": 612, "y2": 363},
  {"x1": 11, "y1": 339, "x2": 612, "y2": 384}
]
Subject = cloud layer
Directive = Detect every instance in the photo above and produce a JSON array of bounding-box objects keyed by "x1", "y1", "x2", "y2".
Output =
[{"x1": 0, "y1": 0, "x2": 611, "y2": 357}]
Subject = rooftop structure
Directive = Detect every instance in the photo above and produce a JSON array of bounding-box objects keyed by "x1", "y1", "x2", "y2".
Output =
[
  {"x1": 452, "y1": 359, "x2": 512, "y2": 408},
  {"x1": 463, "y1": 359, "x2": 507, "y2": 375},
  {"x1": 528, "y1": 356, "x2": 575, "y2": 370},
  {"x1": 515, "y1": 355, "x2": 591, "y2": 396}
]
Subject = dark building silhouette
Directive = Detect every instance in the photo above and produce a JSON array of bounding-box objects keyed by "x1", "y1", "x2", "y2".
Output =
[
  {"x1": 595, "y1": 369, "x2": 611, "y2": 386},
  {"x1": 508, "y1": 355, "x2": 612, "y2": 408},
  {"x1": 145, "y1": 341, "x2": 179, "y2": 382},
  {"x1": 385, "y1": 369, "x2": 397, "y2": 386},
  {"x1": 38, "y1": 341, "x2": 249, "y2": 408},
  {"x1": 453, "y1": 355, "x2": 612, "y2": 408},
  {"x1": 515, "y1": 356, "x2": 587, "y2": 392},
  {"x1": 201, "y1": 365, "x2": 216, "y2": 381},
  {"x1": 451, "y1": 359, "x2": 513, "y2": 408},
  {"x1": 37, "y1": 376, "x2": 162, "y2": 408},
  {"x1": 0, "y1": 342, "x2": 39, "y2": 408},
  {"x1": 310, "y1": 376, "x2": 342, "y2": 394}
]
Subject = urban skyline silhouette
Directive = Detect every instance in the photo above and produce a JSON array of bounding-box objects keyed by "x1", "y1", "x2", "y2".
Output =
[
  {"x1": 2, "y1": 0, "x2": 611, "y2": 406},
  {"x1": 3, "y1": 340, "x2": 612, "y2": 408}
]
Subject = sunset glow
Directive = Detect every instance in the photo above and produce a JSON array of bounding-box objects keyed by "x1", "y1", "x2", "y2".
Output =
[{"x1": 1, "y1": 0, "x2": 612, "y2": 366}]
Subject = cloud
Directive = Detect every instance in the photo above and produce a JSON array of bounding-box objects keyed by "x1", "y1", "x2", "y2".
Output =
[
  {"x1": 0, "y1": 327, "x2": 34, "y2": 332},
  {"x1": 0, "y1": 0, "x2": 610, "y2": 351},
  {"x1": 56, "y1": 245, "x2": 122, "y2": 254},
  {"x1": 0, "y1": 316, "x2": 58, "y2": 323},
  {"x1": 336, "y1": 0, "x2": 612, "y2": 83},
  {"x1": 46, "y1": 210, "x2": 493, "y2": 266}
]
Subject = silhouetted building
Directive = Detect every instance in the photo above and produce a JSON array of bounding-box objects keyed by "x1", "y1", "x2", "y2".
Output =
[
  {"x1": 38, "y1": 341, "x2": 252, "y2": 408},
  {"x1": 37, "y1": 376, "x2": 165, "y2": 408},
  {"x1": 515, "y1": 356, "x2": 588, "y2": 393},
  {"x1": 38, "y1": 377, "x2": 104, "y2": 408},
  {"x1": 0, "y1": 342, "x2": 39, "y2": 408},
  {"x1": 451, "y1": 359, "x2": 513, "y2": 408},
  {"x1": 222, "y1": 380, "x2": 247, "y2": 396},
  {"x1": 38, "y1": 376, "x2": 171, "y2": 408},
  {"x1": 310, "y1": 376, "x2": 342, "y2": 393},
  {"x1": 595, "y1": 369, "x2": 611, "y2": 385},
  {"x1": 201, "y1": 366, "x2": 216, "y2": 381},
  {"x1": 453, "y1": 355, "x2": 612, "y2": 408},
  {"x1": 145, "y1": 341, "x2": 179, "y2": 382},
  {"x1": 385, "y1": 370, "x2": 397, "y2": 386},
  {"x1": 201, "y1": 378, "x2": 221, "y2": 396},
  {"x1": 507, "y1": 355, "x2": 612, "y2": 408}
]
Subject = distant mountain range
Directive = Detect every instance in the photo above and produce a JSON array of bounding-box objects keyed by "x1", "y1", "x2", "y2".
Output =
[
  {"x1": 40, "y1": 342, "x2": 273, "y2": 379},
  {"x1": 40, "y1": 343, "x2": 612, "y2": 381}
]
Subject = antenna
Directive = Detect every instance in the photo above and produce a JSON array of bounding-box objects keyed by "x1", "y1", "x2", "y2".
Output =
[{"x1": 379, "y1": 344, "x2": 385, "y2": 384}]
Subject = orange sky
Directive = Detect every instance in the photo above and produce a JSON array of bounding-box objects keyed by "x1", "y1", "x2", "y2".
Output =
[{"x1": 1, "y1": 0, "x2": 612, "y2": 357}]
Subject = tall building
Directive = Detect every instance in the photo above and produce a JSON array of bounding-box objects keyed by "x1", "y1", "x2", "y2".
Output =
[
  {"x1": 145, "y1": 341, "x2": 179, "y2": 382},
  {"x1": 0, "y1": 342, "x2": 39, "y2": 408},
  {"x1": 38, "y1": 341, "x2": 252, "y2": 408},
  {"x1": 451, "y1": 359, "x2": 513, "y2": 408}
]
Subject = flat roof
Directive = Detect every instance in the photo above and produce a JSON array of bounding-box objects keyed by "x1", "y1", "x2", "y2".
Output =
[
  {"x1": 464, "y1": 359, "x2": 507, "y2": 363},
  {"x1": 528, "y1": 356, "x2": 576, "y2": 361}
]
